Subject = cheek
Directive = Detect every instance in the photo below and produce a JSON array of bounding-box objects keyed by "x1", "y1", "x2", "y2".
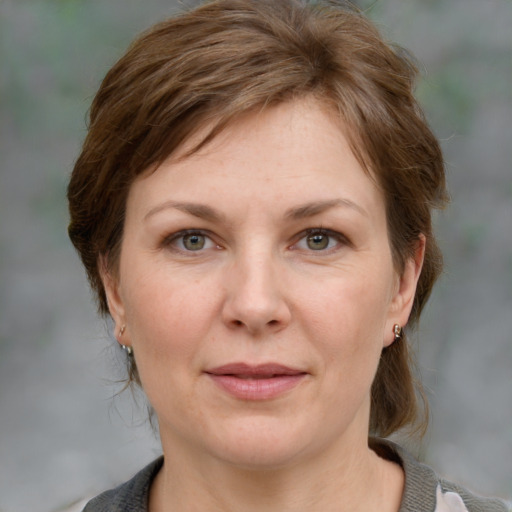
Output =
[
  {"x1": 296, "y1": 268, "x2": 393, "y2": 386},
  {"x1": 120, "y1": 272, "x2": 217, "y2": 419},
  {"x1": 122, "y1": 269, "x2": 218, "y2": 363},
  {"x1": 299, "y1": 270, "x2": 392, "y2": 343}
]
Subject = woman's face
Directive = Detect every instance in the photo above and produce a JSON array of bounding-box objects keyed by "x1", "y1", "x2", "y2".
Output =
[{"x1": 104, "y1": 97, "x2": 422, "y2": 469}]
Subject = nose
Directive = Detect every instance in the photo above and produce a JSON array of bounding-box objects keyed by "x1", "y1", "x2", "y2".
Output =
[{"x1": 221, "y1": 250, "x2": 291, "y2": 336}]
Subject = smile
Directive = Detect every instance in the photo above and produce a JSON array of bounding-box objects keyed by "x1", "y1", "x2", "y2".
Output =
[{"x1": 205, "y1": 363, "x2": 308, "y2": 400}]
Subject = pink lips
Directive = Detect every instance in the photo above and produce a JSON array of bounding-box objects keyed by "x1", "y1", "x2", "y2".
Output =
[{"x1": 205, "y1": 363, "x2": 307, "y2": 400}]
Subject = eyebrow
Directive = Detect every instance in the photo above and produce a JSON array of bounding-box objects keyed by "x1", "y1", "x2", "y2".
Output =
[
  {"x1": 144, "y1": 197, "x2": 367, "y2": 223},
  {"x1": 144, "y1": 201, "x2": 226, "y2": 223},
  {"x1": 284, "y1": 198, "x2": 368, "y2": 220}
]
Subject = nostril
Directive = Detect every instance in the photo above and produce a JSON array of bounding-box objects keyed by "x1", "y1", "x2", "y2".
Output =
[{"x1": 230, "y1": 319, "x2": 278, "y2": 328}]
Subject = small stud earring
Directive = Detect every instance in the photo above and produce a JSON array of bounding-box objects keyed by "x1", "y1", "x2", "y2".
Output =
[
  {"x1": 393, "y1": 324, "x2": 403, "y2": 341},
  {"x1": 118, "y1": 325, "x2": 132, "y2": 355},
  {"x1": 121, "y1": 344, "x2": 133, "y2": 356}
]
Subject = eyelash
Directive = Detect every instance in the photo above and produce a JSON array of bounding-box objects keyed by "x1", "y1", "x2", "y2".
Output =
[
  {"x1": 162, "y1": 230, "x2": 219, "y2": 254},
  {"x1": 162, "y1": 228, "x2": 349, "y2": 254},
  {"x1": 292, "y1": 228, "x2": 349, "y2": 254}
]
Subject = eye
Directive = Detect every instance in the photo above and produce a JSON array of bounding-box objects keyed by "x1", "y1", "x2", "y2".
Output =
[
  {"x1": 164, "y1": 230, "x2": 217, "y2": 252},
  {"x1": 306, "y1": 232, "x2": 330, "y2": 250},
  {"x1": 293, "y1": 229, "x2": 346, "y2": 252},
  {"x1": 182, "y1": 233, "x2": 207, "y2": 251}
]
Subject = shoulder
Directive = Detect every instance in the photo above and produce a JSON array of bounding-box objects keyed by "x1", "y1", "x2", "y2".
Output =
[
  {"x1": 372, "y1": 439, "x2": 510, "y2": 512},
  {"x1": 82, "y1": 457, "x2": 163, "y2": 512}
]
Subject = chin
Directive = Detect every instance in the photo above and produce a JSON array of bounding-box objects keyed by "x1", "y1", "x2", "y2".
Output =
[
  {"x1": 217, "y1": 442, "x2": 304, "y2": 471},
  {"x1": 203, "y1": 415, "x2": 317, "y2": 470}
]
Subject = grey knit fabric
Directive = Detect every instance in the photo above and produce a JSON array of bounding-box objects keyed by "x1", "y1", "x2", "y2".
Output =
[
  {"x1": 83, "y1": 456, "x2": 163, "y2": 512},
  {"x1": 377, "y1": 441, "x2": 510, "y2": 512},
  {"x1": 82, "y1": 440, "x2": 509, "y2": 511}
]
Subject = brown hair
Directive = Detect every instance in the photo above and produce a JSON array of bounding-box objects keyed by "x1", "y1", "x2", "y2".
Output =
[{"x1": 68, "y1": 0, "x2": 448, "y2": 437}]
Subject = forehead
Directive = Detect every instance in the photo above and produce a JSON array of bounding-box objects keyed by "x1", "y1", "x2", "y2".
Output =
[{"x1": 128, "y1": 97, "x2": 384, "y2": 221}]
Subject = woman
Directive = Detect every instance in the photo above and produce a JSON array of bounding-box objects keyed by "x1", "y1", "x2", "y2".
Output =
[{"x1": 67, "y1": 0, "x2": 509, "y2": 510}]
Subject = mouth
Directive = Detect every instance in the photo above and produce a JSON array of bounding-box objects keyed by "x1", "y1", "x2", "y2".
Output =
[{"x1": 205, "y1": 363, "x2": 308, "y2": 400}]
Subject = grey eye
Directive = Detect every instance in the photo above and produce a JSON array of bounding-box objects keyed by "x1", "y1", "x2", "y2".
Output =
[
  {"x1": 182, "y1": 233, "x2": 206, "y2": 251},
  {"x1": 306, "y1": 233, "x2": 330, "y2": 250}
]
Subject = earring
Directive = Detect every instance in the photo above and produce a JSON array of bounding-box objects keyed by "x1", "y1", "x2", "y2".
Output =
[
  {"x1": 118, "y1": 325, "x2": 133, "y2": 355},
  {"x1": 393, "y1": 324, "x2": 403, "y2": 341},
  {"x1": 121, "y1": 344, "x2": 133, "y2": 356}
]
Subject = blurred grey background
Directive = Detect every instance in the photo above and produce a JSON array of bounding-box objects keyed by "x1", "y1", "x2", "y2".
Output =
[{"x1": 0, "y1": 0, "x2": 511, "y2": 511}]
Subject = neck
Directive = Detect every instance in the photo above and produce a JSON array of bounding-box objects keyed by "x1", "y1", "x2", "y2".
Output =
[{"x1": 149, "y1": 434, "x2": 404, "y2": 512}]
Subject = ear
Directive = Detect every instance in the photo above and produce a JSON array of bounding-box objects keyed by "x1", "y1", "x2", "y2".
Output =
[
  {"x1": 384, "y1": 235, "x2": 426, "y2": 347},
  {"x1": 99, "y1": 255, "x2": 127, "y2": 340}
]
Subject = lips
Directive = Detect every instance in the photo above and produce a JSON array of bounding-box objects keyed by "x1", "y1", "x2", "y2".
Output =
[
  {"x1": 207, "y1": 362, "x2": 306, "y2": 378},
  {"x1": 205, "y1": 363, "x2": 307, "y2": 400}
]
